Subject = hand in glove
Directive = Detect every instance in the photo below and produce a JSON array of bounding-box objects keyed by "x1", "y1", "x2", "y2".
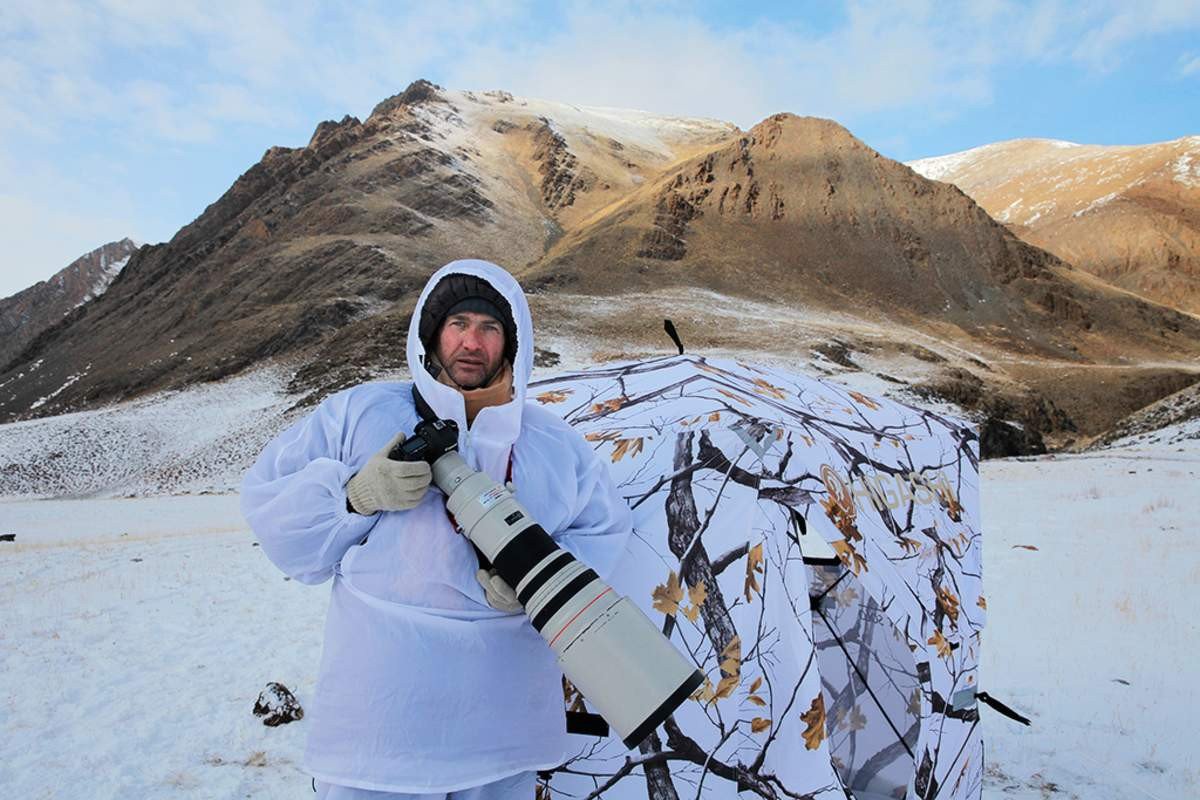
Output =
[
  {"x1": 345, "y1": 432, "x2": 432, "y2": 515},
  {"x1": 476, "y1": 567, "x2": 523, "y2": 613}
]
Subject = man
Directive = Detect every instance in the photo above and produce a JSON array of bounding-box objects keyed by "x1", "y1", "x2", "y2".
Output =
[{"x1": 241, "y1": 260, "x2": 632, "y2": 799}]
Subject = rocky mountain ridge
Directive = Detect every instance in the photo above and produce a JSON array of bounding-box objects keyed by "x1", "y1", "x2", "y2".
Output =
[
  {"x1": 1, "y1": 82, "x2": 1197, "y2": 451},
  {"x1": 1, "y1": 238, "x2": 139, "y2": 368}
]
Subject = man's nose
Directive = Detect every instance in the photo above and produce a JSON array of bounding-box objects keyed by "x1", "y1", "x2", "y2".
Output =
[{"x1": 461, "y1": 327, "x2": 483, "y2": 350}]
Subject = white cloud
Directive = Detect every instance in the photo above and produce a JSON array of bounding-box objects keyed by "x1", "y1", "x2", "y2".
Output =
[
  {"x1": 1070, "y1": 0, "x2": 1200, "y2": 70},
  {"x1": 1181, "y1": 53, "x2": 1200, "y2": 76}
]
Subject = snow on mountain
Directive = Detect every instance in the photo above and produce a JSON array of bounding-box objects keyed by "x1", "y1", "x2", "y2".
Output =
[
  {"x1": 0, "y1": 237, "x2": 140, "y2": 368},
  {"x1": 908, "y1": 136, "x2": 1200, "y2": 314}
]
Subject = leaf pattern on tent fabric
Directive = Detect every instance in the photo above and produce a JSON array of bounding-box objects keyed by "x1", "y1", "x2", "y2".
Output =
[
  {"x1": 682, "y1": 580, "x2": 707, "y2": 622},
  {"x1": 800, "y1": 694, "x2": 827, "y2": 750},
  {"x1": 744, "y1": 542, "x2": 765, "y2": 602},
  {"x1": 938, "y1": 485, "x2": 964, "y2": 522},
  {"x1": 751, "y1": 378, "x2": 787, "y2": 400},
  {"x1": 928, "y1": 629, "x2": 952, "y2": 659},
  {"x1": 936, "y1": 586, "x2": 961, "y2": 629},
  {"x1": 610, "y1": 437, "x2": 644, "y2": 462},
  {"x1": 847, "y1": 390, "x2": 881, "y2": 410},
  {"x1": 847, "y1": 705, "x2": 868, "y2": 732},
  {"x1": 652, "y1": 570, "x2": 684, "y2": 616},
  {"x1": 751, "y1": 717, "x2": 772, "y2": 734},
  {"x1": 590, "y1": 396, "x2": 628, "y2": 413},
  {"x1": 535, "y1": 390, "x2": 572, "y2": 404},
  {"x1": 584, "y1": 430, "x2": 621, "y2": 443},
  {"x1": 820, "y1": 480, "x2": 863, "y2": 544},
  {"x1": 898, "y1": 535, "x2": 922, "y2": 556},
  {"x1": 746, "y1": 675, "x2": 767, "y2": 712},
  {"x1": 831, "y1": 539, "x2": 868, "y2": 575},
  {"x1": 977, "y1": 595, "x2": 988, "y2": 610},
  {"x1": 716, "y1": 387, "x2": 753, "y2": 407}
]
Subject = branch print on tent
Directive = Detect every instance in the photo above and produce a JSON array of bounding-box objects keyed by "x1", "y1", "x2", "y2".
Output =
[{"x1": 529, "y1": 356, "x2": 983, "y2": 800}]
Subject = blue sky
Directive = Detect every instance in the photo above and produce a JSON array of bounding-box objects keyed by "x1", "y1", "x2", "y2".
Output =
[{"x1": 2, "y1": 0, "x2": 1199, "y2": 297}]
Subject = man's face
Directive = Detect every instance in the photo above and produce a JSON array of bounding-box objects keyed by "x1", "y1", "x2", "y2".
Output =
[{"x1": 435, "y1": 311, "x2": 506, "y2": 389}]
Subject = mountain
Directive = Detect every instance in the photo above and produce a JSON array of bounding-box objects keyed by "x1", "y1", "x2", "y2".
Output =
[
  {"x1": 1, "y1": 82, "x2": 1197, "y2": 447},
  {"x1": 909, "y1": 136, "x2": 1200, "y2": 314},
  {"x1": 0, "y1": 238, "x2": 139, "y2": 368}
]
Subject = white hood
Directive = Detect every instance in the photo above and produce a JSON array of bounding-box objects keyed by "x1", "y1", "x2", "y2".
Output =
[{"x1": 406, "y1": 259, "x2": 534, "y2": 484}]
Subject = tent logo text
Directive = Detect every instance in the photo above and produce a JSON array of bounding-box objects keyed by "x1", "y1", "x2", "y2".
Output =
[{"x1": 821, "y1": 464, "x2": 959, "y2": 513}]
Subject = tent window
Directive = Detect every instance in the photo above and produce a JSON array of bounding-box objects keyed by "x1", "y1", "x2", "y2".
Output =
[{"x1": 809, "y1": 562, "x2": 921, "y2": 800}]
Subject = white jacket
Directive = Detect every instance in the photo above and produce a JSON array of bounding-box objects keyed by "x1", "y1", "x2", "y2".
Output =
[{"x1": 241, "y1": 260, "x2": 632, "y2": 792}]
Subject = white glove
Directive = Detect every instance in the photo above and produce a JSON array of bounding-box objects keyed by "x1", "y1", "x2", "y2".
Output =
[
  {"x1": 345, "y1": 432, "x2": 432, "y2": 515},
  {"x1": 476, "y1": 567, "x2": 522, "y2": 612}
]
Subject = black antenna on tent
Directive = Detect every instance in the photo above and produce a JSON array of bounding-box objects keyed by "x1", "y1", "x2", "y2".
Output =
[{"x1": 663, "y1": 319, "x2": 684, "y2": 355}]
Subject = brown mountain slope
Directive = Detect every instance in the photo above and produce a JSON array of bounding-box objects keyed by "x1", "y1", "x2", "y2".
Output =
[
  {"x1": 0, "y1": 82, "x2": 736, "y2": 420},
  {"x1": 0, "y1": 238, "x2": 138, "y2": 368},
  {"x1": 909, "y1": 137, "x2": 1200, "y2": 314},
  {"x1": 528, "y1": 115, "x2": 1200, "y2": 363}
]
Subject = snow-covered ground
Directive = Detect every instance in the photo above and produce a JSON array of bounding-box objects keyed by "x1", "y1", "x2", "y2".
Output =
[{"x1": 2, "y1": 434, "x2": 1194, "y2": 798}]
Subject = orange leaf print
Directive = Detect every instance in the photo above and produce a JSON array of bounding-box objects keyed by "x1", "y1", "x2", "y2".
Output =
[
  {"x1": 936, "y1": 586, "x2": 961, "y2": 629},
  {"x1": 590, "y1": 396, "x2": 628, "y2": 414},
  {"x1": 651, "y1": 571, "x2": 684, "y2": 616},
  {"x1": 610, "y1": 437, "x2": 644, "y2": 462},
  {"x1": 800, "y1": 695, "x2": 826, "y2": 750},
  {"x1": 831, "y1": 539, "x2": 867, "y2": 575},
  {"x1": 717, "y1": 388, "x2": 752, "y2": 407},
  {"x1": 743, "y1": 542, "x2": 765, "y2": 602},
  {"x1": 928, "y1": 629, "x2": 952, "y2": 659},
  {"x1": 681, "y1": 580, "x2": 706, "y2": 623},
  {"x1": 714, "y1": 674, "x2": 739, "y2": 700},
  {"x1": 847, "y1": 390, "x2": 880, "y2": 410},
  {"x1": 750, "y1": 717, "x2": 772, "y2": 734},
  {"x1": 535, "y1": 390, "x2": 572, "y2": 404},
  {"x1": 751, "y1": 378, "x2": 787, "y2": 400}
]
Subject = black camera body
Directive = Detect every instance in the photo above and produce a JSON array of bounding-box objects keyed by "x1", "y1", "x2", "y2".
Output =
[{"x1": 390, "y1": 418, "x2": 460, "y2": 463}]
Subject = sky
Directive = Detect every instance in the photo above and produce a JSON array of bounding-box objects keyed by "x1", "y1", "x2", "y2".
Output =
[{"x1": 2, "y1": 0, "x2": 1199, "y2": 298}]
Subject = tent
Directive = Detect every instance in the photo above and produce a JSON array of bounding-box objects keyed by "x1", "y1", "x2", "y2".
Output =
[{"x1": 528, "y1": 355, "x2": 984, "y2": 800}]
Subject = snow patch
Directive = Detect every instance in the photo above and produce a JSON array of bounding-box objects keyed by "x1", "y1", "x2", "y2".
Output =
[
  {"x1": 75, "y1": 254, "x2": 131, "y2": 308},
  {"x1": 1171, "y1": 151, "x2": 1199, "y2": 188},
  {"x1": 1073, "y1": 191, "x2": 1120, "y2": 217},
  {"x1": 1, "y1": 366, "x2": 295, "y2": 498},
  {"x1": 29, "y1": 365, "x2": 89, "y2": 410}
]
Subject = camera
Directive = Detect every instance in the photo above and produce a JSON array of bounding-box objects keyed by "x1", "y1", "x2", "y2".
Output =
[{"x1": 392, "y1": 417, "x2": 703, "y2": 749}]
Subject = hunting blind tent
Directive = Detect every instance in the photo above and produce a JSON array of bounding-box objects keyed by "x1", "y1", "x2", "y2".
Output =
[{"x1": 530, "y1": 355, "x2": 985, "y2": 800}]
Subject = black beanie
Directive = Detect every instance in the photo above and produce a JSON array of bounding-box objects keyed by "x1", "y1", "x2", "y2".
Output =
[{"x1": 419, "y1": 273, "x2": 518, "y2": 364}]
